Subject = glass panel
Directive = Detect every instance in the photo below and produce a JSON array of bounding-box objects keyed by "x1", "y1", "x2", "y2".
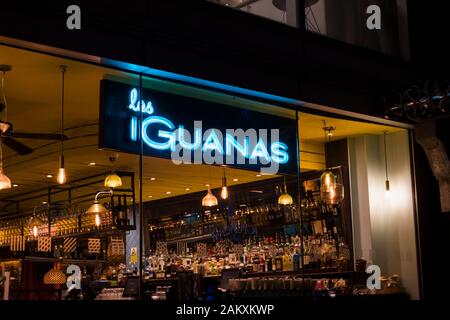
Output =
[
  {"x1": 207, "y1": 0, "x2": 299, "y2": 27},
  {"x1": 138, "y1": 74, "x2": 302, "y2": 297},
  {"x1": 0, "y1": 44, "x2": 141, "y2": 298},
  {"x1": 298, "y1": 111, "x2": 419, "y2": 298},
  {"x1": 305, "y1": 0, "x2": 410, "y2": 59}
]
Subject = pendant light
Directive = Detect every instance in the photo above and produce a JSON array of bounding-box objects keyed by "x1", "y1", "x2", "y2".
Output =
[
  {"x1": 0, "y1": 65, "x2": 12, "y2": 190},
  {"x1": 383, "y1": 131, "x2": 390, "y2": 193},
  {"x1": 105, "y1": 154, "x2": 122, "y2": 188},
  {"x1": 29, "y1": 211, "x2": 43, "y2": 238},
  {"x1": 278, "y1": 176, "x2": 293, "y2": 205},
  {"x1": 220, "y1": 167, "x2": 228, "y2": 200},
  {"x1": 57, "y1": 65, "x2": 67, "y2": 184},
  {"x1": 320, "y1": 121, "x2": 344, "y2": 204},
  {"x1": 202, "y1": 167, "x2": 218, "y2": 207},
  {"x1": 86, "y1": 190, "x2": 113, "y2": 227},
  {"x1": 202, "y1": 185, "x2": 218, "y2": 207},
  {"x1": 43, "y1": 262, "x2": 66, "y2": 285}
]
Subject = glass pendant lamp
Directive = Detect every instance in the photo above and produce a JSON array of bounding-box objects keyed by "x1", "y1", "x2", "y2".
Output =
[
  {"x1": 105, "y1": 154, "x2": 122, "y2": 188},
  {"x1": 202, "y1": 185, "x2": 218, "y2": 207},
  {"x1": 278, "y1": 176, "x2": 293, "y2": 205},
  {"x1": 320, "y1": 122, "x2": 344, "y2": 204},
  {"x1": 57, "y1": 65, "x2": 67, "y2": 184}
]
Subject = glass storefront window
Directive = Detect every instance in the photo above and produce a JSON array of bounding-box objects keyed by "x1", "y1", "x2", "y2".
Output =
[
  {"x1": 305, "y1": 0, "x2": 410, "y2": 59},
  {"x1": 207, "y1": 0, "x2": 299, "y2": 27},
  {"x1": 0, "y1": 41, "x2": 419, "y2": 301}
]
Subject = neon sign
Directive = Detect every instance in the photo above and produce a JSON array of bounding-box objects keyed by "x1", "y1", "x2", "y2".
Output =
[
  {"x1": 127, "y1": 89, "x2": 289, "y2": 168},
  {"x1": 99, "y1": 80, "x2": 296, "y2": 174}
]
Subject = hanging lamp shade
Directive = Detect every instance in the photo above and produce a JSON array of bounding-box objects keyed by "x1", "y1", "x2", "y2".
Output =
[
  {"x1": 278, "y1": 193, "x2": 293, "y2": 205},
  {"x1": 104, "y1": 173, "x2": 122, "y2": 188},
  {"x1": 278, "y1": 178, "x2": 293, "y2": 205},
  {"x1": 44, "y1": 266, "x2": 66, "y2": 285},
  {"x1": 0, "y1": 170, "x2": 11, "y2": 190},
  {"x1": 29, "y1": 215, "x2": 43, "y2": 237},
  {"x1": 86, "y1": 201, "x2": 108, "y2": 215},
  {"x1": 320, "y1": 170, "x2": 344, "y2": 204},
  {"x1": 202, "y1": 185, "x2": 218, "y2": 207}
]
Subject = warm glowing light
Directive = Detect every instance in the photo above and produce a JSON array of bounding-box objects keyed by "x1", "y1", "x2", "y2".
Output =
[
  {"x1": 33, "y1": 225, "x2": 38, "y2": 237},
  {"x1": 86, "y1": 201, "x2": 107, "y2": 215},
  {"x1": 278, "y1": 193, "x2": 293, "y2": 205},
  {"x1": 185, "y1": 188, "x2": 190, "y2": 191},
  {"x1": 322, "y1": 171, "x2": 334, "y2": 191},
  {"x1": 202, "y1": 185, "x2": 218, "y2": 207},
  {"x1": 220, "y1": 186, "x2": 229, "y2": 200},
  {"x1": 46, "y1": 174, "x2": 53, "y2": 178},
  {"x1": 95, "y1": 213, "x2": 101, "y2": 227},
  {"x1": 233, "y1": 178, "x2": 239, "y2": 182},
  {"x1": 29, "y1": 216, "x2": 42, "y2": 237},
  {"x1": 88, "y1": 162, "x2": 96, "y2": 166},
  {"x1": 0, "y1": 172, "x2": 11, "y2": 190},
  {"x1": 104, "y1": 173, "x2": 122, "y2": 188},
  {"x1": 12, "y1": 184, "x2": 19, "y2": 187},
  {"x1": 320, "y1": 170, "x2": 344, "y2": 204},
  {"x1": 220, "y1": 173, "x2": 228, "y2": 200},
  {"x1": 57, "y1": 167, "x2": 66, "y2": 184},
  {"x1": 278, "y1": 177, "x2": 293, "y2": 205},
  {"x1": 166, "y1": 191, "x2": 172, "y2": 195}
]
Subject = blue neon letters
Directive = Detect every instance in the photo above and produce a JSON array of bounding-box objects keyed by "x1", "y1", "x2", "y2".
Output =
[{"x1": 127, "y1": 89, "x2": 289, "y2": 165}]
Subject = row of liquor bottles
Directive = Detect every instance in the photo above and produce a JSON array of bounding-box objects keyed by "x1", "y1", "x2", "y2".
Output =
[
  {"x1": 145, "y1": 232, "x2": 351, "y2": 279},
  {"x1": 149, "y1": 202, "x2": 308, "y2": 244},
  {"x1": 301, "y1": 190, "x2": 341, "y2": 221},
  {"x1": 0, "y1": 195, "x2": 132, "y2": 244}
]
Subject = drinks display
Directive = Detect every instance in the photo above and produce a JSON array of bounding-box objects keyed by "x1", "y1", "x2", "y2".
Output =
[{"x1": 145, "y1": 231, "x2": 350, "y2": 279}]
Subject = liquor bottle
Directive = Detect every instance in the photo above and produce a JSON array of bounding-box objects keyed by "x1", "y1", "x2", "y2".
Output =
[
  {"x1": 115, "y1": 196, "x2": 123, "y2": 228},
  {"x1": 275, "y1": 249, "x2": 283, "y2": 271},
  {"x1": 282, "y1": 250, "x2": 289, "y2": 272},
  {"x1": 267, "y1": 253, "x2": 273, "y2": 272},
  {"x1": 122, "y1": 195, "x2": 129, "y2": 227},
  {"x1": 332, "y1": 204, "x2": 340, "y2": 216},
  {"x1": 272, "y1": 252, "x2": 278, "y2": 271},
  {"x1": 301, "y1": 192, "x2": 310, "y2": 222},
  {"x1": 303, "y1": 239, "x2": 310, "y2": 270},
  {"x1": 293, "y1": 248, "x2": 300, "y2": 271}
]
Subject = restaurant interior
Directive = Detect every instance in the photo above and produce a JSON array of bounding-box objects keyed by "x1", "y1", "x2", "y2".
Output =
[{"x1": 0, "y1": 44, "x2": 419, "y2": 300}]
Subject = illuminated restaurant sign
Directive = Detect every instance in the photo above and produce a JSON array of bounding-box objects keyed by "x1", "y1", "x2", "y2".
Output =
[{"x1": 99, "y1": 80, "x2": 297, "y2": 174}]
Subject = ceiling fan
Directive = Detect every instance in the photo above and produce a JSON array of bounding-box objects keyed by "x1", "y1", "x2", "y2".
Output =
[{"x1": 1, "y1": 64, "x2": 68, "y2": 156}]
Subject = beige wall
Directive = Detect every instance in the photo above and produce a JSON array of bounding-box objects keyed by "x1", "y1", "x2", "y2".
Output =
[{"x1": 348, "y1": 131, "x2": 419, "y2": 299}]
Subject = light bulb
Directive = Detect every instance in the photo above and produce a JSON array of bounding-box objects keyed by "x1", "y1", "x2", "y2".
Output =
[
  {"x1": 385, "y1": 180, "x2": 390, "y2": 196},
  {"x1": 329, "y1": 185, "x2": 336, "y2": 199},
  {"x1": 57, "y1": 167, "x2": 66, "y2": 184},
  {"x1": 0, "y1": 172, "x2": 11, "y2": 190},
  {"x1": 324, "y1": 173, "x2": 332, "y2": 190},
  {"x1": 220, "y1": 186, "x2": 228, "y2": 200},
  {"x1": 95, "y1": 213, "x2": 101, "y2": 227},
  {"x1": 33, "y1": 225, "x2": 38, "y2": 238},
  {"x1": 105, "y1": 173, "x2": 122, "y2": 188}
]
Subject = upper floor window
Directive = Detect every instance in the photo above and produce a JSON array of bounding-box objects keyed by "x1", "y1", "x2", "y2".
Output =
[
  {"x1": 305, "y1": 0, "x2": 410, "y2": 59},
  {"x1": 207, "y1": 0, "x2": 300, "y2": 27}
]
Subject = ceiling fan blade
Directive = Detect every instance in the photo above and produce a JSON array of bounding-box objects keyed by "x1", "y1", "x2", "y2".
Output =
[
  {"x1": 1, "y1": 136, "x2": 34, "y2": 155},
  {"x1": 8, "y1": 132, "x2": 68, "y2": 141}
]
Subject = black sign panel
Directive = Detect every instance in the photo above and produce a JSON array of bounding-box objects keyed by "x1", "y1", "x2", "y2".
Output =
[{"x1": 99, "y1": 80, "x2": 297, "y2": 174}]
